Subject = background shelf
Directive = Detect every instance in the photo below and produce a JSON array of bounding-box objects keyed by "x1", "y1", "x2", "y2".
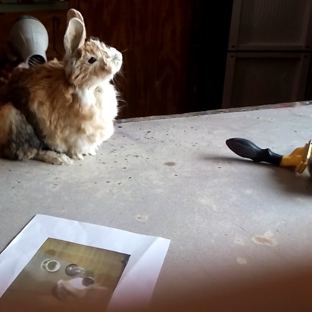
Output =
[{"x1": 0, "y1": 2, "x2": 68, "y2": 13}]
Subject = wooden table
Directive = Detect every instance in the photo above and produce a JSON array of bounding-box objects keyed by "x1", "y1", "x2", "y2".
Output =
[{"x1": 1, "y1": 101, "x2": 312, "y2": 311}]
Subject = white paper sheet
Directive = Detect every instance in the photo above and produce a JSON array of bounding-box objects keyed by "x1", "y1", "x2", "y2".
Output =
[{"x1": 0, "y1": 214, "x2": 170, "y2": 311}]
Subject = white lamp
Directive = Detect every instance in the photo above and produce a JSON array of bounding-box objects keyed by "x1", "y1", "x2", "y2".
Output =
[{"x1": 9, "y1": 15, "x2": 49, "y2": 67}]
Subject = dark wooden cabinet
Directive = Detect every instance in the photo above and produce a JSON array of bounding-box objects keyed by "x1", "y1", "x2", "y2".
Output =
[
  {"x1": 223, "y1": 52, "x2": 310, "y2": 109},
  {"x1": 223, "y1": 0, "x2": 312, "y2": 109},
  {"x1": 228, "y1": 0, "x2": 312, "y2": 52}
]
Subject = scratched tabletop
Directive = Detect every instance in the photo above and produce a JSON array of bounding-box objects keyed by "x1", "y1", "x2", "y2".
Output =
[{"x1": 1, "y1": 101, "x2": 312, "y2": 309}]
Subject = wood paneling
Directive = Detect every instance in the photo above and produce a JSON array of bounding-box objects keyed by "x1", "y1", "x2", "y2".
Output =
[
  {"x1": 222, "y1": 52, "x2": 311, "y2": 108},
  {"x1": 78, "y1": 0, "x2": 195, "y2": 118},
  {"x1": 228, "y1": 0, "x2": 312, "y2": 51}
]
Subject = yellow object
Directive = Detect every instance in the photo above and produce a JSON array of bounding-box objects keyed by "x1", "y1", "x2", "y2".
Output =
[{"x1": 280, "y1": 140, "x2": 312, "y2": 173}]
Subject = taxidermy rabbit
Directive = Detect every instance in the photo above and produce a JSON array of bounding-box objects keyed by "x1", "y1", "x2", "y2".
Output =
[{"x1": 0, "y1": 8, "x2": 122, "y2": 165}]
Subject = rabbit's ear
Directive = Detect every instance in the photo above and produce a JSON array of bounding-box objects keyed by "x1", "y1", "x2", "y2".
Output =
[
  {"x1": 64, "y1": 17, "x2": 86, "y2": 55},
  {"x1": 67, "y1": 9, "x2": 85, "y2": 25}
]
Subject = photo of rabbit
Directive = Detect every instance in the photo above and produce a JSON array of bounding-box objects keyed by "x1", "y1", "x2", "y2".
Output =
[
  {"x1": 0, "y1": 238, "x2": 130, "y2": 312},
  {"x1": 0, "y1": 8, "x2": 123, "y2": 165}
]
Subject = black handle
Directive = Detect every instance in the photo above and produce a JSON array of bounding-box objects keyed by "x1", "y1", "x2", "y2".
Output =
[{"x1": 226, "y1": 138, "x2": 283, "y2": 166}]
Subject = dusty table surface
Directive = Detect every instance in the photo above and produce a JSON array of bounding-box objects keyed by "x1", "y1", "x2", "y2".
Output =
[{"x1": 1, "y1": 102, "x2": 312, "y2": 310}]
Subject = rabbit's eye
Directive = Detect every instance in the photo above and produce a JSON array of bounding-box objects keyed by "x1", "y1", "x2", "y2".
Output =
[{"x1": 88, "y1": 57, "x2": 97, "y2": 64}]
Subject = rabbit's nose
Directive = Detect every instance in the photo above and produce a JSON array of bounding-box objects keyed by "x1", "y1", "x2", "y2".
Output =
[{"x1": 113, "y1": 51, "x2": 122, "y2": 63}]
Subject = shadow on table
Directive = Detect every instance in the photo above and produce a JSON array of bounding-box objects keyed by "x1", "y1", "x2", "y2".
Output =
[
  {"x1": 204, "y1": 155, "x2": 312, "y2": 196},
  {"x1": 271, "y1": 166, "x2": 312, "y2": 196}
]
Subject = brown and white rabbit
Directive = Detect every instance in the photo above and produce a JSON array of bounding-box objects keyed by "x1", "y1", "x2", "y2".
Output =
[{"x1": 0, "y1": 8, "x2": 122, "y2": 165}]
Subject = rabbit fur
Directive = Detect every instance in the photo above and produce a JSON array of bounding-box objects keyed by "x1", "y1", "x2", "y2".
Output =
[{"x1": 0, "y1": 9, "x2": 122, "y2": 165}]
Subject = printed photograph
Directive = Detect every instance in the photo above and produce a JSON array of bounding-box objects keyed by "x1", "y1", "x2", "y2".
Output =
[{"x1": 0, "y1": 238, "x2": 130, "y2": 312}]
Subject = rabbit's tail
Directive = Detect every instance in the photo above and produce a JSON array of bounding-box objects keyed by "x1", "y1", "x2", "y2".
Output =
[
  {"x1": 0, "y1": 103, "x2": 73, "y2": 165},
  {"x1": 0, "y1": 102, "x2": 41, "y2": 160}
]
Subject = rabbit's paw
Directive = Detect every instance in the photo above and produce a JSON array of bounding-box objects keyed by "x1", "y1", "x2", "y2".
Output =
[
  {"x1": 83, "y1": 149, "x2": 97, "y2": 156},
  {"x1": 54, "y1": 153, "x2": 74, "y2": 165},
  {"x1": 67, "y1": 150, "x2": 84, "y2": 160},
  {"x1": 34, "y1": 151, "x2": 73, "y2": 165},
  {"x1": 88, "y1": 149, "x2": 97, "y2": 156}
]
